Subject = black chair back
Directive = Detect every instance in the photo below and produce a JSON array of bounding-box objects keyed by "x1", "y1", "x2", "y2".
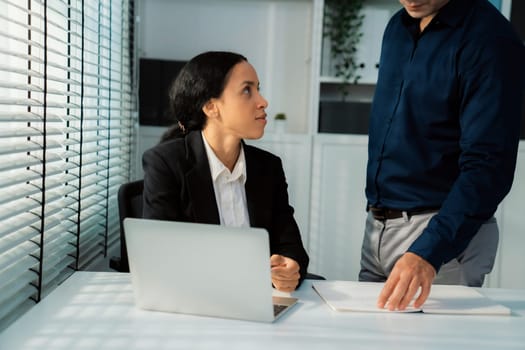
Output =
[{"x1": 109, "y1": 179, "x2": 144, "y2": 272}]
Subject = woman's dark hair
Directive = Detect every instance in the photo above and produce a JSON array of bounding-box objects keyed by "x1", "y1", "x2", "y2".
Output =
[{"x1": 160, "y1": 51, "x2": 247, "y2": 142}]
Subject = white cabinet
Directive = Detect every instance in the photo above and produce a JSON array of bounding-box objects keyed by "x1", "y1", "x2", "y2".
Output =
[
  {"x1": 246, "y1": 133, "x2": 313, "y2": 247},
  {"x1": 488, "y1": 143, "x2": 525, "y2": 288},
  {"x1": 308, "y1": 0, "x2": 525, "y2": 286},
  {"x1": 308, "y1": 134, "x2": 368, "y2": 280},
  {"x1": 306, "y1": 137, "x2": 525, "y2": 286}
]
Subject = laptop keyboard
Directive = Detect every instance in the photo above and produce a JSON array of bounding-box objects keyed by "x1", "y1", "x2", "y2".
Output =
[{"x1": 273, "y1": 304, "x2": 287, "y2": 317}]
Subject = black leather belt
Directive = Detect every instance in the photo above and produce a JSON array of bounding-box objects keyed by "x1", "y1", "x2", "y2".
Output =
[{"x1": 368, "y1": 207, "x2": 438, "y2": 221}]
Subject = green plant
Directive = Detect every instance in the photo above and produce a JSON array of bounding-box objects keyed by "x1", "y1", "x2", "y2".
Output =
[
  {"x1": 274, "y1": 113, "x2": 287, "y2": 120},
  {"x1": 323, "y1": 0, "x2": 365, "y2": 99}
]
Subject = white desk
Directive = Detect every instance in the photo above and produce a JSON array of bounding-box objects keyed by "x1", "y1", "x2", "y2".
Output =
[{"x1": 1, "y1": 272, "x2": 524, "y2": 350}]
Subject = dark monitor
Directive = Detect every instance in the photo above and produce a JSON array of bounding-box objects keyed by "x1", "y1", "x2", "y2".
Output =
[
  {"x1": 139, "y1": 58, "x2": 187, "y2": 126},
  {"x1": 318, "y1": 101, "x2": 371, "y2": 135}
]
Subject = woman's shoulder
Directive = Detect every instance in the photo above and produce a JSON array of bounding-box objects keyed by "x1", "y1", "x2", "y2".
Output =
[
  {"x1": 143, "y1": 137, "x2": 188, "y2": 162},
  {"x1": 243, "y1": 142, "x2": 281, "y2": 163},
  {"x1": 147, "y1": 136, "x2": 185, "y2": 152}
]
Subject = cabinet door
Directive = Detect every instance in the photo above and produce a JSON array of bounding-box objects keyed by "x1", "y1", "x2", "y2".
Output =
[
  {"x1": 246, "y1": 134, "x2": 313, "y2": 247},
  {"x1": 308, "y1": 135, "x2": 368, "y2": 280},
  {"x1": 489, "y1": 142, "x2": 525, "y2": 288}
]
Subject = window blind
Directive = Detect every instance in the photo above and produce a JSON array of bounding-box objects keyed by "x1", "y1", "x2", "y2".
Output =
[{"x1": 0, "y1": 0, "x2": 135, "y2": 331}]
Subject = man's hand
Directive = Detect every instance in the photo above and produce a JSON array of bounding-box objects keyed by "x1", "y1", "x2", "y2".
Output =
[
  {"x1": 377, "y1": 252, "x2": 436, "y2": 311},
  {"x1": 270, "y1": 254, "x2": 300, "y2": 292}
]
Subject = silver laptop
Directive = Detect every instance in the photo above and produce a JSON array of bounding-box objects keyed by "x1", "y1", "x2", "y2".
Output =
[{"x1": 123, "y1": 217, "x2": 298, "y2": 322}]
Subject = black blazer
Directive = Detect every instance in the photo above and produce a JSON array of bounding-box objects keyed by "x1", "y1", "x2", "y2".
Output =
[{"x1": 142, "y1": 130, "x2": 309, "y2": 281}]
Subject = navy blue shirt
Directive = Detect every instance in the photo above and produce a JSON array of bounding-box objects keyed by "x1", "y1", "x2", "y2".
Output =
[{"x1": 366, "y1": 0, "x2": 525, "y2": 271}]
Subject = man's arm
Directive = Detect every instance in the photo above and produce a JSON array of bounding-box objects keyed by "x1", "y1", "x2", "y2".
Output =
[
  {"x1": 408, "y1": 36, "x2": 524, "y2": 271},
  {"x1": 379, "y1": 35, "x2": 525, "y2": 311}
]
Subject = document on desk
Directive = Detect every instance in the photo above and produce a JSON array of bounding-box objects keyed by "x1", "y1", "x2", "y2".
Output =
[{"x1": 312, "y1": 281, "x2": 511, "y2": 315}]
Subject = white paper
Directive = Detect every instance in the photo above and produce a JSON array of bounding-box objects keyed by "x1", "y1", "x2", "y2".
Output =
[{"x1": 312, "y1": 281, "x2": 511, "y2": 315}]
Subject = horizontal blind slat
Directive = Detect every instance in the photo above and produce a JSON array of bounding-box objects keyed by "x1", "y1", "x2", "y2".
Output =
[
  {"x1": 0, "y1": 0, "x2": 134, "y2": 330},
  {"x1": 0, "y1": 280, "x2": 37, "y2": 332},
  {"x1": 0, "y1": 227, "x2": 39, "y2": 259},
  {"x1": 0, "y1": 212, "x2": 41, "y2": 240}
]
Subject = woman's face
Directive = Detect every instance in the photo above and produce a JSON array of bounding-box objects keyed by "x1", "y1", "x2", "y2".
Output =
[{"x1": 212, "y1": 61, "x2": 268, "y2": 140}]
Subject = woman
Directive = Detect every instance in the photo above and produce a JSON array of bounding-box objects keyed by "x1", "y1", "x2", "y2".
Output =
[{"x1": 142, "y1": 51, "x2": 309, "y2": 292}]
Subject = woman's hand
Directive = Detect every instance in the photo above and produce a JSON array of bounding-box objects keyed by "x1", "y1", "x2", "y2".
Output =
[{"x1": 270, "y1": 254, "x2": 300, "y2": 292}]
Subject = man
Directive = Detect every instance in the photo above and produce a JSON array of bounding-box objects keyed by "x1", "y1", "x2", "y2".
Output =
[{"x1": 361, "y1": 0, "x2": 525, "y2": 311}]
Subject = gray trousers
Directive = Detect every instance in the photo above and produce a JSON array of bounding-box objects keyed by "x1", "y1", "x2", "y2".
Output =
[{"x1": 359, "y1": 211, "x2": 499, "y2": 287}]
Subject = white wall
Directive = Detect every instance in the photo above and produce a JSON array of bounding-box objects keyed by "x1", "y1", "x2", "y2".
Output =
[{"x1": 138, "y1": 0, "x2": 313, "y2": 133}]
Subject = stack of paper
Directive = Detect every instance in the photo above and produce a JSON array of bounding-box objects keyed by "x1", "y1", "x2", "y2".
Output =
[{"x1": 312, "y1": 281, "x2": 511, "y2": 315}]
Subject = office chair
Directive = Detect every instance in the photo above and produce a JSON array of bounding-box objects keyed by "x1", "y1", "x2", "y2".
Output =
[
  {"x1": 109, "y1": 178, "x2": 325, "y2": 280},
  {"x1": 109, "y1": 179, "x2": 144, "y2": 272}
]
